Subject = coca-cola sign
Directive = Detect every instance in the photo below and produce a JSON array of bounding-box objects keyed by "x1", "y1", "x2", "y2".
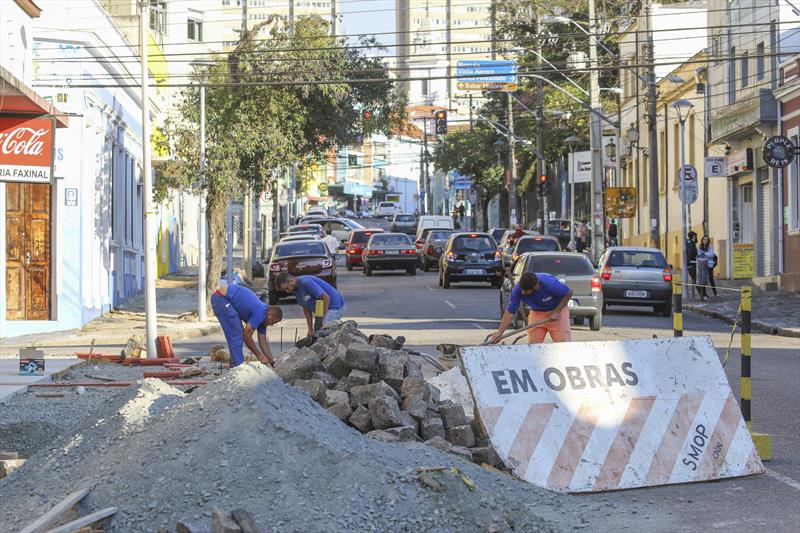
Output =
[{"x1": 0, "y1": 117, "x2": 53, "y2": 183}]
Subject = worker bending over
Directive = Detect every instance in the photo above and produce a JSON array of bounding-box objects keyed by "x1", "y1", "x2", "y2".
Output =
[
  {"x1": 275, "y1": 273, "x2": 346, "y2": 337},
  {"x1": 211, "y1": 284, "x2": 283, "y2": 367},
  {"x1": 490, "y1": 272, "x2": 573, "y2": 344}
]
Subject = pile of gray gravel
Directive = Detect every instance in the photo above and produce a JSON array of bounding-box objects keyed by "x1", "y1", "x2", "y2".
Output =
[{"x1": 0, "y1": 363, "x2": 577, "y2": 532}]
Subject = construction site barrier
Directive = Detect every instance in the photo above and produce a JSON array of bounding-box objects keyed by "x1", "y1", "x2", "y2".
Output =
[
  {"x1": 314, "y1": 299, "x2": 324, "y2": 332},
  {"x1": 673, "y1": 279, "x2": 683, "y2": 337},
  {"x1": 460, "y1": 337, "x2": 765, "y2": 493}
]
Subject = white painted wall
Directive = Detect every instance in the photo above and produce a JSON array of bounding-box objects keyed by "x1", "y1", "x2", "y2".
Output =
[{"x1": 0, "y1": 0, "x2": 36, "y2": 84}]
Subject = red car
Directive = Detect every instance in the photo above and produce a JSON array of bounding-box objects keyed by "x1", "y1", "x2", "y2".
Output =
[{"x1": 345, "y1": 228, "x2": 384, "y2": 271}]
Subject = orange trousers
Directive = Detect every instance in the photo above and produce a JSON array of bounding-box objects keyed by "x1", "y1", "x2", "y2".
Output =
[{"x1": 527, "y1": 307, "x2": 572, "y2": 343}]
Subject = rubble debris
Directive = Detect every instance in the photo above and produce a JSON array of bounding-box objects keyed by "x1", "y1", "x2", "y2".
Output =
[{"x1": 0, "y1": 458, "x2": 25, "y2": 478}]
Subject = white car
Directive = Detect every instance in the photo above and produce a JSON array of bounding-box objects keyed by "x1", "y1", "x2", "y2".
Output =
[
  {"x1": 375, "y1": 202, "x2": 401, "y2": 219},
  {"x1": 305, "y1": 206, "x2": 327, "y2": 217}
]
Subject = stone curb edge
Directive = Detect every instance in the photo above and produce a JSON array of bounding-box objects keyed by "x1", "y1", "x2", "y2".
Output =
[
  {"x1": 684, "y1": 304, "x2": 800, "y2": 338},
  {"x1": 0, "y1": 324, "x2": 223, "y2": 350}
]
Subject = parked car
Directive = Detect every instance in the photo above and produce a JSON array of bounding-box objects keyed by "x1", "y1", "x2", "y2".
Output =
[
  {"x1": 344, "y1": 228, "x2": 384, "y2": 271},
  {"x1": 298, "y1": 214, "x2": 327, "y2": 225},
  {"x1": 502, "y1": 235, "x2": 561, "y2": 270},
  {"x1": 279, "y1": 234, "x2": 319, "y2": 243},
  {"x1": 309, "y1": 218, "x2": 364, "y2": 243},
  {"x1": 375, "y1": 202, "x2": 401, "y2": 219},
  {"x1": 390, "y1": 213, "x2": 418, "y2": 234},
  {"x1": 362, "y1": 232, "x2": 417, "y2": 276},
  {"x1": 267, "y1": 240, "x2": 336, "y2": 304},
  {"x1": 439, "y1": 232, "x2": 502, "y2": 289},
  {"x1": 415, "y1": 215, "x2": 455, "y2": 242},
  {"x1": 489, "y1": 227, "x2": 509, "y2": 243},
  {"x1": 500, "y1": 252, "x2": 603, "y2": 331},
  {"x1": 305, "y1": 206, "x2": 328, "y2": 217},
  {"x1": 419, "y1": 229, "x2": 455, "y2": 271},
  {"x1": 597, "y1": 246, "x2": 673, "y2": 316}
]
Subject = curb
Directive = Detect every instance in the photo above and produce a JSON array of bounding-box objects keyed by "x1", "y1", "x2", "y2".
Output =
[
  {"x1": 684, "y1": 304, "x2": 800, "y2": 338},
  {"x1": 0, "y1": 324, "x2": 223, "y2": 350}
]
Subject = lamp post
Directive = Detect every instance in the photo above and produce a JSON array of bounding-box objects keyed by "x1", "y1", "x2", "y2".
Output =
[
  {"x1": 564, "y1": 136, "x2": 580, "y2": 252},
  {"x1": 672, "y1": 98, "x2": 694, "y2": 303},
  {"x1": 191, "y1": 59, "x2": 214, "y2": 322}
]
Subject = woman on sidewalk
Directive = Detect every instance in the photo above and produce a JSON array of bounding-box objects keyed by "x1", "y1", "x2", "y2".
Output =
[{"x1": 697, "y1": 235, "x2": 718, "y2": 298}]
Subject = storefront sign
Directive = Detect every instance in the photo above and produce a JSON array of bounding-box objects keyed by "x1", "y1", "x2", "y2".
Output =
[
  {"x1": 0, "y1": 117, "x2": 53, "y2": 183},
  {"x1": 568, "y1": 151, "x2": 592, "y2": 183},
  {"x1": 725, "y1": 148, "x2": 753, "y2": 176},
  {"x1": 732, "y1": 243, "x2": 754, "y2": 279},
  {"x1": 762, "y1": 135, "x2": 796, "y2": 169}
]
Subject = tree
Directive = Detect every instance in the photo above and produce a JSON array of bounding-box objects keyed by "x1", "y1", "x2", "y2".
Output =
[
  {"x1": 431, "y1": 127, "x2": 504, "y2": 230},
  {"x1": 157, "y1": 16, "x2": 405, "y2": 307}
]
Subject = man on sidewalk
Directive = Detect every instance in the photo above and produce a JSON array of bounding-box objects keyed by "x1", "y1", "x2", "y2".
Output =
[
  {"x1": 275, "y1": 273, "x2": 346, "y2": 337},
  {"x1": 211, "y1": 285, "x2": 283, "y2": 368},
  {"x1": 490, "y1": 272, "x2": 573, "y2": 344}
]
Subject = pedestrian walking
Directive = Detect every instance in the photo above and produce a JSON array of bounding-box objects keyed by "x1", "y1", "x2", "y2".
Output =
[
  {"x1": 576, "y1": 219, "x2": 590, "y2": 253},
  {"x1": 697, "y1": 235, "x2": 718, "y2": 298},
  {"x1": 322, "y1": 229, "x2": 340, "y2": 261},
  {"x1": 686, "y1": 231, "x2": 698, "y2": 298},
  {"x1": 490, "y1": 272, "x2": 573, "y2": 344},
  {"x1": 453, "y1": 210, "x2": 461, "y2": 230},
  {"x1": 210, "y1": 284, "x2": 283, "y2": 368},
  {"x1": 607, "y1": 220, "x2": 618, "y2": 247},
  {"x1": 458, "y1": 203, "x2": 466, "y2": 225},
  {"x1": 275, "y1": 273, "x2": 346, "y2": 337}
]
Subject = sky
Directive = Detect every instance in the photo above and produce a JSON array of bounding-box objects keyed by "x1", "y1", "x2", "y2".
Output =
[{"x1": 340, "y1": 0, "x2": 397, "y2": 46}]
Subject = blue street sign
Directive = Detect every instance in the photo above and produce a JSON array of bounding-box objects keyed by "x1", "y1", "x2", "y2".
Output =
[{"x1": 456, "y1": 60, "x2": 518, "y2": 82}]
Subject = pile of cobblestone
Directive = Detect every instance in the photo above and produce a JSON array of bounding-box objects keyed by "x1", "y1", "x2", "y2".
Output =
[{"x1": 275, "y1": 321, "x2": 502, "y2": 467}]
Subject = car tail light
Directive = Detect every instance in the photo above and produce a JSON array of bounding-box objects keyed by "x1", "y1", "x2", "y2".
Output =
[
  {"x1": 269, "y1": 263, "x2": 281, "y2": 272},
  {"x1": 415, "y1": 241, "x2": 423, "y2": 249},
  {"x1": 321, "y1": 259, "x2": 333, "y2": 268},
  {"x1": 663, "y1": 268, "x2": 673, "y2": 282},
  {"x1": 446, "y1": 251, "x2": 454, "y2": 261},
  {"x1": 601, "y1": 265, "x2": 612, "y2": 280},
  {"x1": 591, "y1": 275, "x2": 602, "y2": 292},
  {"x1": 512, "y1": 253, "x2": 518, "y2": 262},
  {"x1": 368, "y1": 250, "x2": 384, "y2": 255},
  {"x1": 401, "y1": 249, "x2": 415, "y2": 255}
]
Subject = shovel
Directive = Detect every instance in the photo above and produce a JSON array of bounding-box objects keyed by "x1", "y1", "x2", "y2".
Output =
[{"x1": 436, "y1": 317, "x2": 553, "y2": 357}]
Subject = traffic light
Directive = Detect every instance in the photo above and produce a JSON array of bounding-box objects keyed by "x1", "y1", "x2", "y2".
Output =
[
  {"x1": 536, "y1": 174, "x2": 548, "y2": 196},
  {"x1": 362, "y1": 110, "x2": 373, "y2": 121},
  {"x1": 434, "y1": 110, "x2": 448, "y2": 135}
]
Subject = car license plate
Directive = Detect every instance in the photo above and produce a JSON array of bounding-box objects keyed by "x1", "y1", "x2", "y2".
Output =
[
  {"x1": 464, "y1": 269, "x2": 484, "y2": 275},
  {"x1": 567, "y1": 299, "x2": 576, "y2": 308},
  {"x1": 626, "y1": 290, "x2": 648, "y2": 298},
  {"x1": 386, "y1": 249, "x2": 398, "y2": 255}
]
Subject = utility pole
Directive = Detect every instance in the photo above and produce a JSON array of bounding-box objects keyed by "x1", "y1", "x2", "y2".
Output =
[
  {"x1": 507, "y1": 93, "x2": 517, "y2": 225},
  {"x1": 422, "y1": 117, "x2": 430, "y2": 214},
  {"x1": 139, "y1": 1, "x2": 157, "y2": 358},
  {"x1": 588, "y1": 0, "x2": 603, "y2": 260},
  {"x1": 535, "y1": 11, "x2": 546, "y2": 233},
  {"x1": 241, "y1": 0, "x2": 253, "y2": 280},
  {"x1": 645, "y1": 0, "x2": 660, "y2": 249},
  {"x1": 197, "y1": 74, "x2": 208, "y2": 322}
]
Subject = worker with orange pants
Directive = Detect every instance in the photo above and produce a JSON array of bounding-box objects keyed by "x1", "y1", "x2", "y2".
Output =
[{"x1": 490, "y1": 272, "x2": 573, "y2": 344}]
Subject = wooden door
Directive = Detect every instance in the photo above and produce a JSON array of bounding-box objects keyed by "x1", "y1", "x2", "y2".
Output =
[{"x1": 5, "y1": 183, "x2": 51, "y2": 320}]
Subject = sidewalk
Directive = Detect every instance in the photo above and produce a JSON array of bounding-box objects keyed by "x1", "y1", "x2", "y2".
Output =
[
  {"x1": 683, "y1": 278, "x2": 800, "y2": 338},
  {"x1": 0, "y1": 271, "x2": 222, "y2": 352}
]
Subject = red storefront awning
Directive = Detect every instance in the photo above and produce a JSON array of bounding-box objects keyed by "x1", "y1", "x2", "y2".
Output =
[{"x1": 0, "y1": 65, "x2": 69, "y2": 128}]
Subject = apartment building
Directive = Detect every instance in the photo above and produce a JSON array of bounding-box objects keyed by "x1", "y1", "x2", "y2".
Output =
[{"x1": 217, "y1": 0, "x2": 339, "y2": 46}]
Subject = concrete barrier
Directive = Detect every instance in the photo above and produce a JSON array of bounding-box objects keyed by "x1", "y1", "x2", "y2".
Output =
[{"x1": 460, "y1": 337, "x2": 765, "y2": 493}]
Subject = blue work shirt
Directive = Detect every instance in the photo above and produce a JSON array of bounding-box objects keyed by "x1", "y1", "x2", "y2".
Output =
[
  {"x1": 507, "y1": 273, "x2": 570, "y2": 313},
  {"x1": 294, "y1": 276, "x2": 344, "y2": 312},
  {"x1": 226, "y1": 284, "x2": 269, "y2": 334}
]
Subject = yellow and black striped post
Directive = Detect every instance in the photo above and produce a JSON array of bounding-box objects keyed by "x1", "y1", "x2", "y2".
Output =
[
  {"x1": 673, "y1": 279, "x2": 683, "y2": 337},
  {"x1": 740, "y1": 285, "x2": 773, "y2": 460},
  {"x1": 313, "y1": 299, "x2": 324, "y2": 332}
]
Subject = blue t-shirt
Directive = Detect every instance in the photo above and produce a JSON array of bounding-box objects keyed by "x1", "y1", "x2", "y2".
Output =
[
  {"x1": 294, "y1": 276, "x2": 344, "y2": 312},
  {"x1": 227, "y1": 284, "x2": 269, "y2": 334},
  {"x1": 507, "y1": 273, "x2": 571, "y2": 313}
]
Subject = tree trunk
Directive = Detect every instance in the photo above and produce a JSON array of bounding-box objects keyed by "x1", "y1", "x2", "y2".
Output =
[
  {"x1": 481, "y1": 197, "x2": 491, "y2": 231},
  {"x1": 205, "y1": 185, "x2": 228, "y2": 307}
]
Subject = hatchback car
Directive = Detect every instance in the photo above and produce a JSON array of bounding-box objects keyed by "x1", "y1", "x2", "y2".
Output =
[
  {"x1": 502, "y1": 235, "x2": 561, "y2": 270},
  {"x1": 500, "y1": 252, "x2": 603, "y2": 331},
  {"x1": 541, "y1": 219, "x2": 574, "y2": 250},
  {"x1": 390, "y1": 213, "x2": 417, "y2": 234},
  {"x1": 311, "y1": 218, "x2": 364, "y2": 244},
  {"x1": 362, "y1": 232, "x2": 417, "y2": 276},
  {"x1": 375, "y1": 202, "x2": 401, "y2": 219},
  {"x1": 419, "y1": 229, "x2": 455, "y2": 271},
  {"x1": 286, "y1": 224, "x2": 325, "y2": 238},
  {"x1": 267, "y1": 240, "x2": 336, "y2": 304},
  {"x1": 596, "y1": 246, "x2": 673, "y2": 316},
  {"x1": 439, "y1": 233, "x2": 502, "y2": 288},
  {"x1": 344, "y1": 228, "x2": 384, "y2": 271}
]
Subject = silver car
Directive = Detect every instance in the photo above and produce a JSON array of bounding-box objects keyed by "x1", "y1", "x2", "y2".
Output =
[
  {"x1": 596, "y1": 246, "x2": 673, "y2": 317},
  {"x1": 500, "y1": 252, "x2": 603, "y2": 331}
]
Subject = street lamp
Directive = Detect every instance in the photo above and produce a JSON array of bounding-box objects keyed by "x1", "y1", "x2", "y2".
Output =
[
  {"x1": 626, "y1": 124, "x2": 639, "y2": 147},
  {"x1": 564, "y1": 135, "x2": 580, "y2": 252},
  {"x1": 191, "y1": 59, "x2": 214, "y2": 321},
  {"x1": 672, "y1": 98, "x2": 694, "y2": 302}
]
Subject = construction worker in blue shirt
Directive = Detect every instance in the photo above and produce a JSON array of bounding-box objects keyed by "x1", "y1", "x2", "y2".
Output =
[{"x1": 275, "y1": 273, "x2": 346, "y2": 337}]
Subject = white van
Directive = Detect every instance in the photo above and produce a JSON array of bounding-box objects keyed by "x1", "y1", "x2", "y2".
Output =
[
  {"x1": 415, "y1": 215, "x2": 454, "y2": 240},
  {"x1": 375, "y1": 202, "x2": 401, "y2": 218}
]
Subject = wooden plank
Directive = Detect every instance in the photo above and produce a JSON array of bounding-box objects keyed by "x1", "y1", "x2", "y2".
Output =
[
  {"x1": 44, "y1": 507, "x2": 118, "y2": 533},
  {"x1": 19, "y1": 485, "x2": 91, "y2": 533}
]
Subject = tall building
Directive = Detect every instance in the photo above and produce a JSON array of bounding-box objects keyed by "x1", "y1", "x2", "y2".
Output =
[
  {"x1": 217, "y1": 0, "x2": 340, "y2": 46},
  {"x1": 396, "y1": 0, "x2": 494, "y2": 109}
]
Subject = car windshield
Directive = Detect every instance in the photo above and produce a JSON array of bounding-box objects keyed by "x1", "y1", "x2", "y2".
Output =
[
  {"x1": 342, "y1": 219, "x2": 364, "y2": 229},
  {"x1": 379, "y1": 202, "x2": 394, "y2": 208},
  {"x1": 371, "y1": 234, "x2": 411, "y2": 246},
  {"x1": 548, "y1": 220, "x2": 571, "y2": 232},
  {"x1": 517, "y1": 238, "x2": 559, "y2": 253},
  {"x1": 274, "y1": 242, "x2": 328, "y2": 258},
  {"x1": 351, "y1": 231, "x2": 380, "y2": 244},
  {"x1": 525, "y1": 256, "x2": 595, "y2": 275},
  {"x1": 428, "y1": 230, "x2": 452, "y2": 241},
  {"x1": 288, "y1": 225, "x2": 321, "y2": 233},
  {"x1": 453, "y1": 235, "x2": 495, "y2": 252},
  {"x1": 395, "y1": 215, "x2": 415, "y2": 222},
  {"x1": 491, "y1": 229, "x2": 507, "y2": 241},
  {"x1": 607, "y1": 250, "x2": 668, "y2": 268}
]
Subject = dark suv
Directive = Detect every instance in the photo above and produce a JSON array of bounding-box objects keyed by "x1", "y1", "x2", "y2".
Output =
[{"x1": 439, "y1": 232, "x2": 502, "y2": 288}]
